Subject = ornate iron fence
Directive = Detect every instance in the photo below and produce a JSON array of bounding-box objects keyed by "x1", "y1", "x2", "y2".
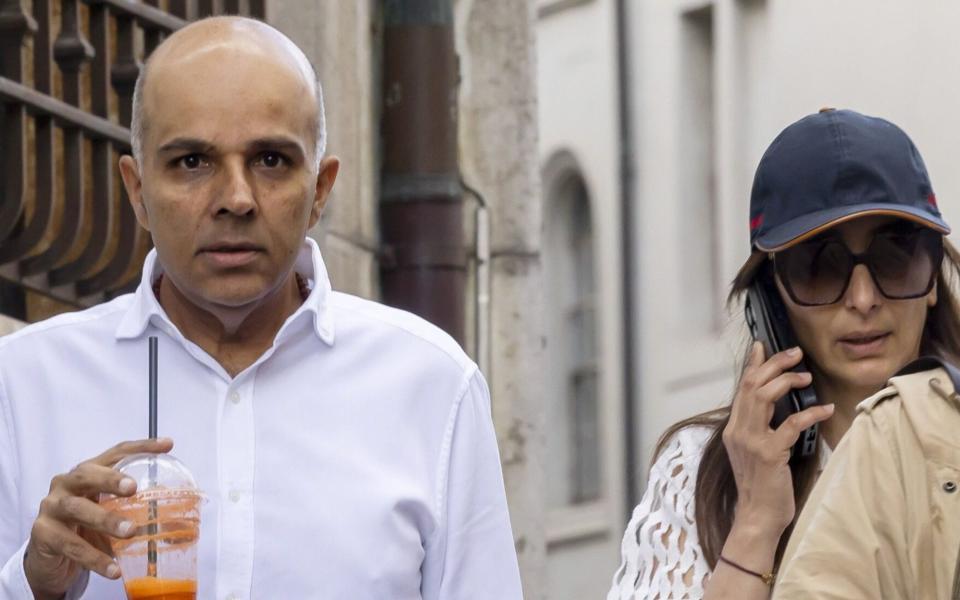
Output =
[{"x1": 0, "y1": 0, "x2": 264, "y2": 320}]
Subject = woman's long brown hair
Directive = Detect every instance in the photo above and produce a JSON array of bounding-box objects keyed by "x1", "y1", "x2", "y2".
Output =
[{"x1": 653, "y1": 239, "x2": 960, "y2": 571}]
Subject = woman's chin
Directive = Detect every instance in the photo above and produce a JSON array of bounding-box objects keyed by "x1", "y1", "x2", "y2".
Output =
[{"x1": 831, "y1": 357, "x2": 904, "y2": 395}]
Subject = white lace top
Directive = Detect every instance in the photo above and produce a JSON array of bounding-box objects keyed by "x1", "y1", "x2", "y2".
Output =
[
  {"x1": 607, "y1": 426, "x2": 831, "y2": 599},
  {"x1": 607, "y1": 426, "x2": 714, "y2": 599}
]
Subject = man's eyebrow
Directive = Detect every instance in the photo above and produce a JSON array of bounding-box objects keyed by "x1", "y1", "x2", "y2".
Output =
[
  {"x1": 157, "y1": 138, "x2": 217, "y2": 155},
  {"x1": 249, "y1": 137, "x2": 307, "y2": 156}
]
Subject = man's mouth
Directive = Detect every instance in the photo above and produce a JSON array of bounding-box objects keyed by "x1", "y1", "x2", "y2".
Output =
[{"x1": 198, "y1": 243, "x2": 263, "y2": 268}]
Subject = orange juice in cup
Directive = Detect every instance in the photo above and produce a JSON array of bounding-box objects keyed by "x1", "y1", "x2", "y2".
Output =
[{"x1": 101, "y1": 454, "x2": 204, "y2": 600}]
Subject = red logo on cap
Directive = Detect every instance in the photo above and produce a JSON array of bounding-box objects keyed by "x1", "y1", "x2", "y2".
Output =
[
  {"x1": 928, "y1": 193, "x2": 938, "y2": 208},
  {"x1": 750, "y1": 214, "x2": 764, "y2": 231}
]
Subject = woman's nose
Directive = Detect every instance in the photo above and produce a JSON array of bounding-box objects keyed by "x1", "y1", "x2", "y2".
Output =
[{"x1": 843, "y1": 264, "x2": 881, "y2": 314}]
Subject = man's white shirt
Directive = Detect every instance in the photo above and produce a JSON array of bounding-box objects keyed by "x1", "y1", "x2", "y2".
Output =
[{"x1": 0, "y1": 238, "x2": 522, "y2": 599}]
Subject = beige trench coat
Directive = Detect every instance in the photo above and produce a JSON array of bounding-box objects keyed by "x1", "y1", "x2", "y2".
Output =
[{"x1": 774, "y1": 364, "x2": 960, "y2": 600}]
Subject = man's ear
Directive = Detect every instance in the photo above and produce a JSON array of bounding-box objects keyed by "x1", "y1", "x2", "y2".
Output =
[
  {"x1": 119, "y1": 155, "x2": 151, "y2": 231},
  {"x1": 309, "y1": 155, "x2": 340, "y2": 228}
]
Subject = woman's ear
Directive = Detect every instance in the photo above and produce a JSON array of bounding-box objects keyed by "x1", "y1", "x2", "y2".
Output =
[{"x1": 928, "y1": 277, "x2": 939, "y2": 308}]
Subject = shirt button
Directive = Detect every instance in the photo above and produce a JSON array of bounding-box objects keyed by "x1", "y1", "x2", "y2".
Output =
[
  {"x1": 229, "y1": 489, "x2": 241, "y2": 503},
  {"x1": 229, "y1": 391, "x2": 240, "y2": 404}
]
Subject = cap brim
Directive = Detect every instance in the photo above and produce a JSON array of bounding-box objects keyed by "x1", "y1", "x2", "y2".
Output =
[{"x1": 755, "y1": 204, "x2": 951, "y2": 252}]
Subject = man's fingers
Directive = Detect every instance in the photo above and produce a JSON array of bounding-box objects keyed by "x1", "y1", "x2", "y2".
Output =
[
  {"x1": 89, "y1": 437, "x2": 173, "y2": 468},
  {"x1": 80, "y1": 527, "x2": 117, "y2": 558},
  {"x1": 772, "y1": 403, "x2": 835, "y2": 449},
  {"x1": 55, "y1": 463, "x2": 137, "y2": 499},
  {"x1": 31, "y1": 518, "x2": 121, "y2": 580},
  {"x1": 42, "y1": 493, "x2": 134, "y2": 539}
]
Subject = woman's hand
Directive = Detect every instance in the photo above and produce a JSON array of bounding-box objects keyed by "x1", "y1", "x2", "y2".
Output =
[
  {"x1": 702, "y1": 343, "x2": 834, "y2": 599},
  {"x1": 723, "y1": 342, "x2": 834, "y2": 537}
]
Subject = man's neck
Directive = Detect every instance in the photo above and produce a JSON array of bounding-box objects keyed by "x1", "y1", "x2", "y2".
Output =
[{"x1": 156, "y1": 274, "x2": 306, "y2": 377}]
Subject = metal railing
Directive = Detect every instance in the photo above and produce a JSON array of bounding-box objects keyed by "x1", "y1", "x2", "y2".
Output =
[{"x1": 0, "y1": 0, "x2": 264, "y2": 315}]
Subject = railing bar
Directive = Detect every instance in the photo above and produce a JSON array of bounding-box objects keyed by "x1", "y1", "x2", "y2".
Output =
[
  {"x1": 0, "y1": 0, "x2": 56, "y2": 263},
  {"x1": 0, "y1": 104, "x2": 26, "y2": 243},
  {"x1": 144, "y1": 29, "x2": 163, "y2": 56},
  {"x1": 90, "y1": 4, "x2": 109, "y2": 117},
  {"x1": 249, "y1": 0, "x2": 265, "y2": 19},
  {"x1": 0, "y1": 264, "x2": 96, "y2": 308},
  {"x1": 112, "y1": 15, "x2": 138, "y2": 128},
  {"x1": 50, "y1": 139, "x2": 113, "y2": 284},
  {"x1": 20, "y1": 126, "x2": 84, "y2": 275},
  {"x1": 45, "y1": 3, "x2": 115, "y2": 280},
  {"x1": 197, "y1": 0, "x2": 215, "y2": 18},
  {"x1": 32, "y1": 0, "x2": 52, "y2": 94},
  {"x1": 21, "y1": 0, "x2": 91, "y2": 276},
  {"x1": 77, "y1": 192, "x2": 140, "y2": 295},
  {"x1": 167, "y1": 0, "x2": 188, "y2": 20},
  {"x1": 81, "y1": 0, "x2": 187, "y2": 33},
  {"x1": 0, "y1": 77, "x2": 131, "y2": 147},
  {"x1": 0, "y1": 1, "x2": 35, "y2": 245},
  {"x1": 0, "y1": 113, "x2": 55, "y2": 264},
  {"x1": 79, "y1": 11, "x2": 144, "y2": 296}
]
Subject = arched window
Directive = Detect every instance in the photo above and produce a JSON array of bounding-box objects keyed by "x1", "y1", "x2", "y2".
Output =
[{"x1": 543, "y1": 153, "x2": 600, "y2": 508}]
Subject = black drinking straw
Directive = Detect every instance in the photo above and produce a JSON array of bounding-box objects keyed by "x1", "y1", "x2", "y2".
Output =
[
  {"x1": 147, "y1": 336, "x2": 158, "y2": 577},
  {"x1": 149, "y1": 336, "x2": 158, "y2": 438}
]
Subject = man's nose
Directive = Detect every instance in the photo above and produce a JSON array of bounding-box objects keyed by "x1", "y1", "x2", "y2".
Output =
[
  {"x1": 843, "y1": 264, "x2": 881, "y2": 315},
  {"x1": 213, "y1": 160, "x2": 257, "y2": 217}
]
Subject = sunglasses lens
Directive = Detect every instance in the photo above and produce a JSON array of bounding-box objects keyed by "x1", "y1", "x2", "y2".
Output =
[
  {"x1": 868, "y1": 229, "x2": 942, "y2": 298},
  {"x1": 776, "y1": 227, "x2": 944, "y2": 306},
  {"x1": 778, "y1": 240, "x2": 853, "y2": 305}
]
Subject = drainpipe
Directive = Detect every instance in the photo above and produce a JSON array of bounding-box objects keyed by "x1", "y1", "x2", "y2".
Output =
[
  {"x1": 380, "y1": 0, "x2": 465, "y2": 344},
  {"x1": 615, "y1": 0, "x2": 640, "y2": 512},
  {"x1": 462, "y1": 179, "x2": 490, "y2": 375}
]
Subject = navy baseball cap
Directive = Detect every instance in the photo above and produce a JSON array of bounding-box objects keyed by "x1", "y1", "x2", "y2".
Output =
[{"x1": 749, "y1": 108, "x2": 950, "y2": 252}]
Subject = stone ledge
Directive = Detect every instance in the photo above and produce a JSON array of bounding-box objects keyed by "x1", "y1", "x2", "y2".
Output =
[{"x1": 0, "y1": 313, "x2": 27, "y2": 336}]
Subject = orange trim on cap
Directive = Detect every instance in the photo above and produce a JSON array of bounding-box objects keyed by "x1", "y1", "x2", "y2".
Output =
[{"x1": 756, "y1": 209, "x2": 949, "y2": 252}]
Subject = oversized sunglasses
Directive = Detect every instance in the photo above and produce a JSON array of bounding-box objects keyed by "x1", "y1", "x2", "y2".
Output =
[{"x1": 771, "y1": 225, "x2": 944, "y2": 307}]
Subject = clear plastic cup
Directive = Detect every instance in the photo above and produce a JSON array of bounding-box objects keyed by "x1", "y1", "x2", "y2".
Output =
[{"x1": 100, "y1": 453, "x2": 204, "y2": 600}]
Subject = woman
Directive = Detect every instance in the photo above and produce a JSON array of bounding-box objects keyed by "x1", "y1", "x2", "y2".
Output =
[{"x1": 607, "y1": 108, "x2": 960, "y2": 599}]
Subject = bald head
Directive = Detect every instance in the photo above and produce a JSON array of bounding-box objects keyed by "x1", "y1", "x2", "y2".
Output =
[{"x1": 130, "y1": 17, "x2": 325, "y2": 169}]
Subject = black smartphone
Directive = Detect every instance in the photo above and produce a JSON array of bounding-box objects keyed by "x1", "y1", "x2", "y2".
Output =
[{"x1": 744, "y1": 277, "x2": 819, "y2": 461}]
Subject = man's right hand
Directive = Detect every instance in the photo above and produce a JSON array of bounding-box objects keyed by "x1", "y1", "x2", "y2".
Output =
[{"x1": 24, "y1": 438, "x2": 173, "y2": 600}]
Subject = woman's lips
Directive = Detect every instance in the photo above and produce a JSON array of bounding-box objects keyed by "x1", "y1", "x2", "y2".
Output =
[{"x1": 838, "y1": 332, "x2": 891, "y2": 358}]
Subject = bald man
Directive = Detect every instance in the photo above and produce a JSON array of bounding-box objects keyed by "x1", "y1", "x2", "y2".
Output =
[{"x1": 0, "y1": 17, "x2": 522, "y2": 600}]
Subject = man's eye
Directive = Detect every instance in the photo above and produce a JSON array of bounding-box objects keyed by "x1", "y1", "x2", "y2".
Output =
[
  {"x1": 258, "y1": 152, "x2": 288, "y2": 169},
  {"x1": 177, "y1": 154, "x2": 206, "y2": 170}
]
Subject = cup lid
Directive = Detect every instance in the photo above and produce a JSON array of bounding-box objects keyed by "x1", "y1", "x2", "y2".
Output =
[{"x1": 112, "y1": 453, "x2": 201, "y2": 495}]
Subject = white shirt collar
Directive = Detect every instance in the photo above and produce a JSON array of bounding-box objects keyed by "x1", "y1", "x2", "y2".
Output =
[{"x1": 114, "y1": 237, "x2": 335, "y2": 345}]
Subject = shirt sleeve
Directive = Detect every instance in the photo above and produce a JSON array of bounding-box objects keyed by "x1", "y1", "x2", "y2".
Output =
[
  {"x1": 0, "y1": 368, "x2": 33, "y2": 600},
  {"x1": 606, "y1": 430, "x2": 712, "y2": 600},
  {"x1": 0, "y1": 373, "x2": 88, "y2": 600},
  {"x1": 774, "y1": 405, "x2": 911, "y2": 599},
  {"x1": 421, "y1": 368, "x2": 523, "y2": 600}
]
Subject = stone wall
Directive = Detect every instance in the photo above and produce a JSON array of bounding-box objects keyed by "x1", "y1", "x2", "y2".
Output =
[
  {"x1": 0, "y1": 314, "x2": 26, "y2": 336},
  {"x1": 269, "y1": 1, "x2": 381, "y2": 300},
  {"x1": 456, "y1": 0, "x2": 547, "y2": 596}
]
